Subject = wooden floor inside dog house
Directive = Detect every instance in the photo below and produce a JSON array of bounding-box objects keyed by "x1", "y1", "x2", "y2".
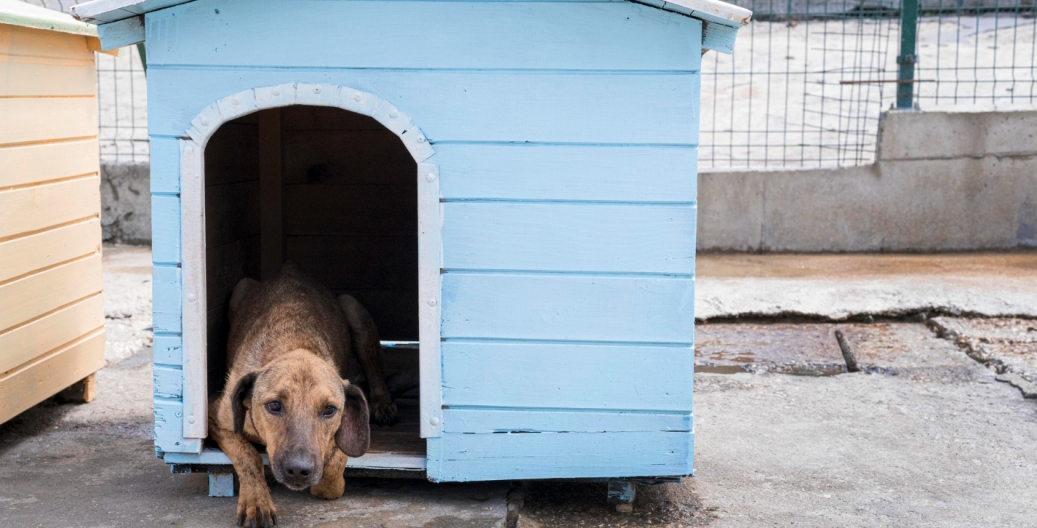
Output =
[{"x1": 200, "y1": 105, "x2": 425, "y2": 471}]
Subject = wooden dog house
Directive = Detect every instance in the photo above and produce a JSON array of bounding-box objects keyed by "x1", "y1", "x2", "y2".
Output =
[
  {"x1": 0, "y1": 0, "x2": 109, "y2": 425},
  {"x1": 72, "y1": 0, "x2": 751, "y2": 496}
]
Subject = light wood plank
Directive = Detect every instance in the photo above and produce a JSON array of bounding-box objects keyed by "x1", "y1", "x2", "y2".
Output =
[
  {"x1": 0, "y1": 139, "x2": 99, "y2": 188},
  {"x1": 0, "y1": 294, "x2": 103, "y2": 376},
  {"x1": 148, "y1": 69, "x2": 700, "y2": 145},
  {"x1": 0, "y1": 176, "x2": 100, "y2": 239},
  {"x1": 146, "y1": 0, "x2": 701, "y2": 72},
  {"x1": 0, "y1": 219, "x2": 100, "y2": 283},
  {"x1": 441, "y1": 273, "x2": 695, "y2": 343},
  {"x1": 435, "y1": 143, "x2": 697, "y2": 202},
  {"x1": 0, "y1": 98, "x2": 97, "y2": 146},
  {"x1": 258, "y1": 109, "x2": 283, "y2": 279},
  {"x1": 427, "y1": 430, "x2": 693, "y2": 482},
  {"x1": 442, "y1": 408, "x2": 692, "y2": 434},
  {"x1": 441, "y1": 342, "x2": 693, "y2": 411},
  {"x1": 0, "y1": 254, "x2": 102, "y2": 334},
  {"x1": 442, "y1": 203, "x2": 697, "y2": 274},
  {"x1": 0, "y1": 329, "x2": 104, "y2": 425},
  {"x1": 0, "y1": 61, "x2": 96, "y2": 97},
  {"x1": 0, "y1": 25, "x2": 94, "y2": 62}
]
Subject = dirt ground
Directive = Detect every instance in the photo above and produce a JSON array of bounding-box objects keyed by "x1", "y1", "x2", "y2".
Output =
[{"x1": 1, "y1": 246, "x2": 1036, "y2": 527}]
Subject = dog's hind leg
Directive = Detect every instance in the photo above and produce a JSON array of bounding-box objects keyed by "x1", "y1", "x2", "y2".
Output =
[{"x1": 338, "y1": 294, "x2": 398, "y2": 425}]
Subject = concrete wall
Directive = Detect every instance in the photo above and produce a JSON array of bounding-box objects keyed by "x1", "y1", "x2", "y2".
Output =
[
  {"x1": 698, "y1": 109, "x2": 1037, "y2": 252},
  {"x1": 101, "y1": 163, "x2": 150, "y2": 244}
]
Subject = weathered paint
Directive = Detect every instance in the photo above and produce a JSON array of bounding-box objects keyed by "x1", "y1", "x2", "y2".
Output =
[{"x1": 135, "y1": 0, "x2": 708, "y2": 481}]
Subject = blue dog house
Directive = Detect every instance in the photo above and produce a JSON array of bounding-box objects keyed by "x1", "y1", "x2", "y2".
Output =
[{"x1": 74, "y1": 0, "x2": 750, "y2": 493}]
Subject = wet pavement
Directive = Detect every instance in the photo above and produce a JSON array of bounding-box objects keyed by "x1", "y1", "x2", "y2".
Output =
[{"x1": 1, "y1": 247, "x2": 1036, "y2": 526}]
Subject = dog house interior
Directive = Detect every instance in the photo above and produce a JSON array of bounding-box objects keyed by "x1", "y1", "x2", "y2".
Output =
[{"x1": 202, "y1": 105, "x2": 424, "y2": 459}]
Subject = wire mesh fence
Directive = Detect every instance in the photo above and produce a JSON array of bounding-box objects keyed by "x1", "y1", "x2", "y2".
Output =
[{"x1": 703, "y1": 0, "x2": 1037, "y2": 170}]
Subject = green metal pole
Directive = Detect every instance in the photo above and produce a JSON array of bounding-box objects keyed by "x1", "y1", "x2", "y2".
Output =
[
  {"x1": 136, "y1": 42, "x2": 147, "y2": 76},
  {"x1": 897, "y1": 0, "x2": 919, "y2": 109}
]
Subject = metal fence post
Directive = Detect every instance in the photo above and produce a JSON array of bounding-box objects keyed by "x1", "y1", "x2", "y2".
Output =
[{"x1": 896, "y1": 0, "x2": 919, "y2": 109}]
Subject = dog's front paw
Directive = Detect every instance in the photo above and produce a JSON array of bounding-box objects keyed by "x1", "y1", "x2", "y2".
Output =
[
  {"x1": 369, "y1": 398, "x2": 398, "y2": 426},
  {"x1": 237, "y1": 491, "x2": 277, "y2": 528}
]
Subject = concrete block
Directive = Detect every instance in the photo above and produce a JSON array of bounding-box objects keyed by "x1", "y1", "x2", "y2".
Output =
[
  {"x1": 697, "y1": 170, "x2": 765, "y2": 251},
  {"x1": 879, "y1": 109, "x2": 1037, "y2": 160},
  {"x1": 101, "y1": 162, "x2": 152, "y2": 244}
]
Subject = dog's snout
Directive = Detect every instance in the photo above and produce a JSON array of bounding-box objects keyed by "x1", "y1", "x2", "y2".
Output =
[{"x1": 282, "y1": 453, "x2": 317, "y2": 487}]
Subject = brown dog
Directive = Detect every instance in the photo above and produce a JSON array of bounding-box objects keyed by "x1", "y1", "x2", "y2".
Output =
[{"x1": 209, "y1": 264, "x2": 398, "y2": 527}]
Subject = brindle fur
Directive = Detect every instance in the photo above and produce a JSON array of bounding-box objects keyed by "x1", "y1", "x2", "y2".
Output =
[{"x1": 209, "y1": 264, "x2": 396, "y2": 527}]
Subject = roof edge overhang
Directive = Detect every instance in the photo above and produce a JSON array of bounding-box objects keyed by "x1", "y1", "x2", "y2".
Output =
[
  {"x1": 73, "y1": 0, "x2": 752, "y2": 53},
  {"x1": 1, "y1": 0, "x2": 100, "y2": 37}
]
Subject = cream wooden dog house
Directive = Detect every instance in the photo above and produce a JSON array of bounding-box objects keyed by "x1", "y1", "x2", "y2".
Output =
[
  {"x1": 73, "y1": 0, "x2": 751, "y2": 501},
  {"x1": 0, "y1": 0, "x2": 109, "y2": 424}
]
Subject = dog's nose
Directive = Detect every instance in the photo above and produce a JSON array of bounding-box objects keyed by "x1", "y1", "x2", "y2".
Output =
[{"x1": 284, "y1": 454, "x2": 315, "y2": 481}]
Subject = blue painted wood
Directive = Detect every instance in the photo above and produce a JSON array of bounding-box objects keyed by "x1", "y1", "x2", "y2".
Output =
[
  {"x1": 153, "y1": 333, "x2": 183, "y2": 366},
  {"x1": 702, "y1": 20, "x2": 739, "y2": 53},
  {"x1": 441, "y1": 274, "x2": 695, "y2": 342},
  {"x1": 154, "y1": 365, "x2": 184, "y2": 399},
  {"x1": 151, "y1": 194, "x2": 181, "y2": 265},
  {"x1": 154, "y1": 397, "x2": 202, "y2": 454},
  {"x1": 147, "y1": 69, "x2": 700, "y2": 145},
  {"x1": 442, "y1": 203, "x2": 696, "y2": 274},
  {"x1": 442, "y1": 408, "x2": 692, "y2": 433},
  {"x1": 426, "y1": 431, "x2": 693, "y2": 481},
  {"x1": 149, "y1": 137, "x2": 180, "y2": 194},
  {"x1": 435, "y1": 144, "x2": 697, "y2": 202},
  {"x1": 153, "y1": 264, "x2": 182, "y2": 334},
  {"x1": 147, "y1": 0, "x2": 701, "y2": 72},
  {"x1": 97, "y1": 16, "x2": 144, "y2": 50},
  {"x1": 441, "y1": 342, "x2": 693, "y2": 411},
  {"x1": 209, "y1": 473, "x2": 235, "y2": 497}
]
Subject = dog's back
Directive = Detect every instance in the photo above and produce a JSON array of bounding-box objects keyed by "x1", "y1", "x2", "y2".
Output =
[{"x1": 227, "y1": 264, "x2": 354, "y2": 377}]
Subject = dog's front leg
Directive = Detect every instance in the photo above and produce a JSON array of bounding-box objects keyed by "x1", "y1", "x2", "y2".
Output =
[
  {"x1": 310, "y1": 448, "x2": 348, "y2": 500},
  {"x1": 211, "y1": 426, "x2": 277, "y2": 527}
]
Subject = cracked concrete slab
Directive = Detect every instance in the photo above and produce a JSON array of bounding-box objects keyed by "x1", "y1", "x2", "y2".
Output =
[
  {"x1": 697, "y1": 253, "x2": 1037, "y2": 320},
  {"x1": 929, "y1": 316, "x2": 1037, "y2": 398}
]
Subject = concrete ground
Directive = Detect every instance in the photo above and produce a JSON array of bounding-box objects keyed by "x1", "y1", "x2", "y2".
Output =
[{"x1": 2, "y1": 247, "x2": 1036, "y2": 527}]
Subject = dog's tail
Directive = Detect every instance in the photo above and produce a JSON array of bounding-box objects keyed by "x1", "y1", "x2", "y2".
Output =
[{"x1": 385, "y1": 369, "x2": 420, "y2": 398}]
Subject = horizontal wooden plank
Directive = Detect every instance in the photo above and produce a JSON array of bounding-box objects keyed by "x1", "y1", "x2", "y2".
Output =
[
  {"x1": 0, "y1": 294, "x2": 103, "y2": 376},
  {"x1": 0, "y1": 255, "x2": 102, "y2": 334},
  {"x1": 154, "y1": 397, "x2": 203, "y2": 454},
  {"x1": 441, "y1": 273, "x2": 695, "y2": 342},
  {"x1": 148, "y1": 69, "x2": 700, "y2": 145},
  {"x1": 286, "y1": 236, "x2": 418, "y2": 291},
  {"x1": 0, "y1": 139, "x2": 99, "y2": 188},
  {"x1": 0, "y1": 98, "x2": 98, "y2": 146},
  {"x1": 0, "y1": 24, "x2": 95, "y2": 63},
  {"x1": 0, "y1": 176, "x2": 100, "y2": 239},
  {"x1": 442, "y1": 409, "x2": 692, "y2": 434},
  {"x1": 284, "y1": 185, "x2": 417, "y2": 236},
  {"x1": 149, "y1": 137, "x2": 180, "y2": 193},
  {"x1": 282, "y1": 130, "x2": 416, "y2": 186},
  {"x1": 152, "y1": 194, "x2": 181, "y2": 265},
  {"x1": 0, "y1": 61, "x2": 96, "y2": 97},
  {"x1": 427, "y1": 430, "x2": 693, "y2": 482},
  {"x1": 153, "y1": 333, "x2": 182, "y2": 366},
  {"x1": 154, "y1": 365, "x2": 183, "y2": 399},
  {"x1": 0, "y1": 219, "x2": 101, "y2": 283},
  {"x1": 0, "y1": 329, "x2": 104, "y2": 425},
  {"x1": 148, "y1": 1, "x2": 701, "y2": 72},
  {"x1": 205, "y1": 180, "x2": 259, "y2": 248},
  {"x1": 153, "y1": 264, "x2": 182, "y2": 334},
  {"x1": 436, "y1": 143, "x2": 697, "y2": 202},
  {"x1": 442, "y1": 203, "x2": 696, "y2": 274},
  {"x1": 441, "y1": 342, "x2": 693, "y2": 411}
]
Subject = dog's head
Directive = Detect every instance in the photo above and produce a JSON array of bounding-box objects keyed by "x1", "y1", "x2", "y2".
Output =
[{"x1": 231, "y1": 349, "x2": 370, "y2": 490}]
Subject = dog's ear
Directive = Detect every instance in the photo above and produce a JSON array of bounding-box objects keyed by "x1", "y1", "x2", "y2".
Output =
[
  {"x1": 231, "y1": 372, "x2": 259, "y2": 435},
  {"x1": 336, "y1": 381, "x2": 370, "y2": 457}
]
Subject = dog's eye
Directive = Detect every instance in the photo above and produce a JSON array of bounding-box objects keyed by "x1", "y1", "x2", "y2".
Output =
[
  {"x1": 321, "y1": 405, "x2": 337, "y2": 418},
  {"x1": 265, "y1": 401, "x2": 283, "y2": 415}
]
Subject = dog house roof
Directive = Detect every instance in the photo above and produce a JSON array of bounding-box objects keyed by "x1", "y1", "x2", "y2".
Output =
[
  {"x1": 0, "y1": 0, "x2": 99, "y2": 36},
  {"x1": 71, "y1": 0, "x2": 752, "y2": 43}
]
